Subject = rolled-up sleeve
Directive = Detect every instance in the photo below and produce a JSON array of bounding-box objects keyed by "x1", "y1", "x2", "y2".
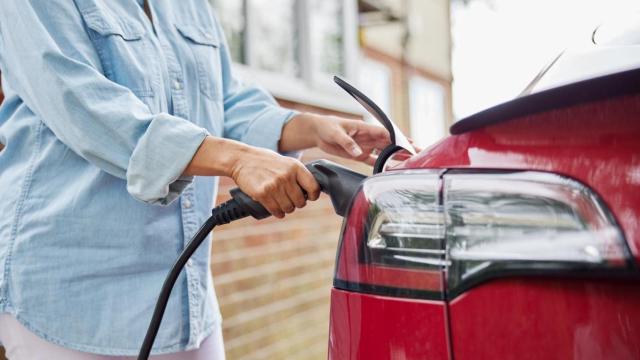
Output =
[
  {"x1": 0, "y1": 1, "x2": 208, "y2": 205},
  {"x1": 214, "y1": 14, "x2": 298, "y2": 153}
]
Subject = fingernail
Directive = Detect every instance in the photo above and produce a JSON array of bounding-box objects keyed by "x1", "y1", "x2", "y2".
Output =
[{"x1": 350, "y1": 145, "x2": 363, "y2": 157}]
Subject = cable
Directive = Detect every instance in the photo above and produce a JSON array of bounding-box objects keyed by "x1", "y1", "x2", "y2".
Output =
[{"x1": 137, "y1": 198, "x2": 250, "y2": 360}]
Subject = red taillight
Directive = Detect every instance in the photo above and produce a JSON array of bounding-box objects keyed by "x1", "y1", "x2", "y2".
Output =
[{"x1": 334, "y1": 170, "x2": 631, "y2": 300}]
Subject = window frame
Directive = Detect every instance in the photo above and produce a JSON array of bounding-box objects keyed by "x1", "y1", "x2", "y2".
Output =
[
  {"x1": 409, "y1": 75, "x2": 447, "y2": 147},
  {"x1": 218, "y1": 0, "x2": 361, "y2": 113}
]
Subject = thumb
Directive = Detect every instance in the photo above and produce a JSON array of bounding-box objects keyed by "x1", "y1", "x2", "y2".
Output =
[{"x1": 337, "y1": 130, "x2": 363, "y2": 157}]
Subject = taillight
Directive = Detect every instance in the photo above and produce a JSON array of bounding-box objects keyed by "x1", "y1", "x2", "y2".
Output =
[
  {"x1": 335, "y1": 170, "x2": 447, "y2": 300},
  {"x1": 334, "y1": 170, "x2": 631, "y2": 300}
]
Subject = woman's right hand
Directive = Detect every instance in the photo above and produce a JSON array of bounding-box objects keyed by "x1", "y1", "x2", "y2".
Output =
[
  {"x1": 228, "y1": 146, "x2": 321, "y2": 218},
  {"x1": 184, "y1": 136, "x2": 321, "y2": 218}
]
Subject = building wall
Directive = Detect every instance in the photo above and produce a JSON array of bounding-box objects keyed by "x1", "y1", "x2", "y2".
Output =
[
  {"x1": 362, "y1": 0, "x2": 452, "y2": 81},
  {"x1": 213, "y1": 176, "x2": 339, "y2": 359},
  {"x1": 213, "y1": 158, "x2": 338, "y2": 359},
  {"x1": 360, "y1": 0, "x2": 453, "y2": 147},
  {"x1": 211, "y1": 101, "x2": 365, "y2": 359}
]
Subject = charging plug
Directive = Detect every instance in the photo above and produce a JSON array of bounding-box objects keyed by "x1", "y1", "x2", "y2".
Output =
[{"x1": 227, "y1": 159, "x2": 366, "y2": 219}]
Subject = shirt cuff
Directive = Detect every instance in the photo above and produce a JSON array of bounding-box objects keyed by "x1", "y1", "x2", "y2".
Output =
[
  {"x1": 126, "y1": 113, "x2": 209, "y2": 205},
  {"x1": 241, "y1": 106, "x2": 299, "y2": 154}
]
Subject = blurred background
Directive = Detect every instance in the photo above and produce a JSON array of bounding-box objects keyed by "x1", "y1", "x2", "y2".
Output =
[{"x1": 1, "y1": 0, "x2": 639, "y2": 359}]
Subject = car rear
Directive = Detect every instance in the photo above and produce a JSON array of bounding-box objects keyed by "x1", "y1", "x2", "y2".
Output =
[{"x1": 328, "y1": 27, "x2": 640, "y2": 359}]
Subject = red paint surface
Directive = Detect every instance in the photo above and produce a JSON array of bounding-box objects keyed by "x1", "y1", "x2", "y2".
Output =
[
  {"x1": 328, "y1": 288, "x2": 449, "y2": 360},
  {"x1": 330, "y1": 94, "x2": 640, "y2": 359},
  {"x1": 449, "y1": 278, "x2": 640, "y2": 360}
]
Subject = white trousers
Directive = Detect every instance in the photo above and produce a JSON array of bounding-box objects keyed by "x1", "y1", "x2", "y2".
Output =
[{"x1": 0, "y1": 314, "x2": 225, "y2": 360}]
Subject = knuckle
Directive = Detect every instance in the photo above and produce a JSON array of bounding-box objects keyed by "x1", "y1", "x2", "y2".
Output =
[
  {"x1": 264, "y1": 182, "x2": 277, "y2": 192},
  {"x1": 268, "y1": 206, "x2": 281, "y2": 217},
  {"x1": 257, "y1": 187, "x2": 269, "y2": 198}
]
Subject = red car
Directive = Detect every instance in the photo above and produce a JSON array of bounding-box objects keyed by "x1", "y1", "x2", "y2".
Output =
[{"x1": 328, "y1": 23, "x2": 640, "y2": 359}]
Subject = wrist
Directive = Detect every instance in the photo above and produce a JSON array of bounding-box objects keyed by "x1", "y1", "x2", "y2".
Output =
[{"x1": 279, "y1": 112, "x2": 323, "y2": 152}]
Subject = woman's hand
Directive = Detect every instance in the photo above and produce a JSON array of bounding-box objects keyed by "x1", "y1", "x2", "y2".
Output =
[
  {"x1": 228, "y1": 146, "x2": 320, "y2": 218},
  {"x1": 279, "y1": 113, "x2": 391, "y2": 165},
  {"x1": 184, "y1": 136, "x2": 320, "y2": 218}
]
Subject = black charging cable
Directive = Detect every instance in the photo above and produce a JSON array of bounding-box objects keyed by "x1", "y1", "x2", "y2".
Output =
[
  {"x1": 137, "y1": 195, "x2": 262, "y2": 360},
  {"x1": 137, "y1": 160, "x2": 366, "y2": 360}
]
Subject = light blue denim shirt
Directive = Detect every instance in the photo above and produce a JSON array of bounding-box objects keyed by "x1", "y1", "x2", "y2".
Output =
[{"x1": 0, "y1": 0, "x2": 296, "y2": 355}]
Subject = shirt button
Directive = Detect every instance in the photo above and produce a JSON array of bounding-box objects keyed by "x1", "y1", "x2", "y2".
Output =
[
  {"x1": 173, "y1": 80, "x2": 182, "y2": 90},
  {"x1": 187, "y1": 259, "x2": 194, "y2": 267},
  {"x1": 183, "y1": 199, "x2": 192, "y2": 209}
]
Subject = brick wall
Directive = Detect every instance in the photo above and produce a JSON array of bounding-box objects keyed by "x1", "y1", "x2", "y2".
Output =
[{"x1": 213, "y1": 147, "x2": 367, "y2": 360}]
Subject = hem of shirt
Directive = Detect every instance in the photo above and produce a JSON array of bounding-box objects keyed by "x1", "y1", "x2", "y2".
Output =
[{"x1": 0, "y1": 305, "x2": 219, "y2": 356}]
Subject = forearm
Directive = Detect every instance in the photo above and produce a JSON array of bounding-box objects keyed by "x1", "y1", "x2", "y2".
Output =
[
  {"x1": 278, "y1": 113, "x2": 321, "y2": 152},
  {"x1": 183, "y1": 135, "x2": 250, "y2": 177}
]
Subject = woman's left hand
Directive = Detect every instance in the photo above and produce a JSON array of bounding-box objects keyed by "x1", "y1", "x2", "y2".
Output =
[{"x1": 280, "y1": 113, "x2": 391, "y2": 165}]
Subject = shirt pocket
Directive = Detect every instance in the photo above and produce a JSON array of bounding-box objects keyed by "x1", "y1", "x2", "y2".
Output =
[
  {"x1": 175, "y1": 24, "x2": 221, "y2": 101},
  {"x1": 79, "y1": 7, "x2": 157, "y2": 99}
]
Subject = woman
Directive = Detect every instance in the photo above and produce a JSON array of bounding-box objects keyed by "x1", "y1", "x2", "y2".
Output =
[{"x1": 0, "y1": 0, "x2": 389, "y2": 359}]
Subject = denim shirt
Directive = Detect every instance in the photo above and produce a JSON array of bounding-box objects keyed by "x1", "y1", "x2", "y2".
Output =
[{"x1": 0, "y1": 0, "x2": 296, "y2": 355}]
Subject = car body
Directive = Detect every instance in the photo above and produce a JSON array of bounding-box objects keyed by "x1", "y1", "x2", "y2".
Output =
[{"x1": 328, "y1": 22, "x2": 640, "y2": 359}]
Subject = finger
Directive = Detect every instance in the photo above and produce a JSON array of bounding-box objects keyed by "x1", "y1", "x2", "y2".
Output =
[
  {"x1": 285, "y1": 180, "x2": 307, "y2": 208},
  {"x1": 335, "y1": 129, "x2": 363, "y2": 158},
  {"x1": 273, "y1": 188, "x2": 296, "y2": 214},
  {"x1": 296, "y1": 166, "x2": 321, "y2": 201},
  {"x1": 356, "y1": 122, "x2": 391, "y2": 143},
  {"x1": 363, "y1": 154, "x2": 377, "y2": 166},
  {"x1": 352, "y1": 146, "x2": 375, "y2": 162},
  {"x1": 260, "y1": 194, "x2": 285, "y2": 218}
]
